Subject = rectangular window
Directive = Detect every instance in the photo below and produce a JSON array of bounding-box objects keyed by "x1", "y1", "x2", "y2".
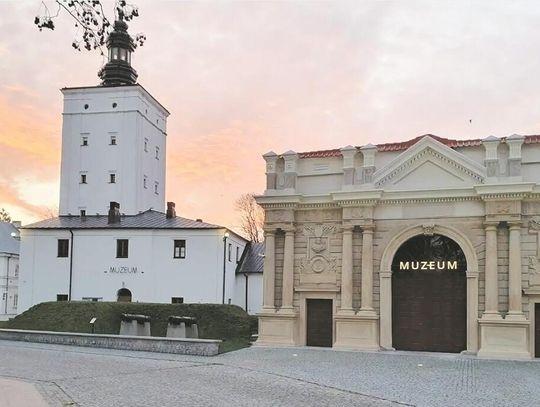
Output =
[
  {"x1": 80, "y1": 209, "x2": 86, "y2": 217},
  {"x1": 110, "y1": 135, "x2": 117, "y2": 145},
  {"x1": 82, "y1": 297, "x2": 102, "y2": 302},
  {"x1": 80, "y1": 174, "x2": 87, "y2": 184},
  {"x1": 154, "y1": 182, "x2": 159, "y2": 195},
  {"x1": 144, "y1": 138, "x2": 148, "y2": 152},
  {"x1": 236, "y1": 246, "x2": 240, "y2": 263},
  {"x1": 81, "y1": 136, "x2": 88, "y2": 146},
  {"x1": 228, "y1": 243, "x2": 232, "y2": 262},
  {"x1": 143, "y1": 176, "x2": 147, "y2": 189},
  {"x1": 173, "y1": 240, "x2": 186, "y2": 259},
  {"x1": 116, "y1": 239, "x2": 129, "y2": 258},
  {"x1": 13, "y1": 294, "x2": 17, "y2": 307},
  {"x1": 109, "y1": 173, "x2": 116, "y2": 183},
  {"x1": 14, "y1": 265, "x2": 19, "y2": 277},
  {"x1": 155, "y1": 146, "x2": 159, "y2": 160},
  {"x1": 57, "y1": 239, "x2": 69, "y2": 257},
  {"x1": 57, "y1": 294, "x2": 68, "y2": 302},
  {"x1": 171, "y1": 297, "x2": 184, "y2": 304}
]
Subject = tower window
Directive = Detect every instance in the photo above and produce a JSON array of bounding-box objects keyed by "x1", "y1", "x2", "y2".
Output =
[
  {"x1": 57, "y1": 239, "x2": 69, "y2": 257},
  {"x1": 81, "y1": 136, "x2": 88, "y2": 146},
  {"x1": 155, "y1": 146, "x2": 159, "y2": 160},
  {"x1": 110, "y1": 135, "x2": 117, "y2": 145},
  {"x1": 116, "y1": 239, "x2": 129, "y2": 258},
  {"x1": 174, "y1": 240, "x2": 186, "y2": 259},
  {"x1": 80, "y1": 174, "x2": 87, "y2": 184},
  {"x1": 109, "y1": 173, "x2": 116, "y2": 183}
]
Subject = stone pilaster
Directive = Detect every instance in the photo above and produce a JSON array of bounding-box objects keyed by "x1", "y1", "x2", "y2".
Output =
[
  {"x1": 340, "y1": 145, "x2": 357, "y2": 188},
  {"x1": 506, "y1": 134, "x2": 524, "y2": 178},
  {"x1": 280, "y1": 227, "x2": 295, "y2": 313},
  {"x1": 507, "y1": 222, "x2": 525, "y2": 320},
  {"x1": 339, "y1": 225, "x2": 354, "y2": 313},
  {"x1": 482, "y1": 136, "x2": 500, "y2": 179},
  {"x1": 262, "y1": 229, "x2": 276, "y2": 311},
  {"x1": 282, "y1": 150, "x2": 298, "y2": 191},
  {"x1": 360, "y1": 144, "x2": 377, "y2": 184},
  {"x1": 263, "y1": 151, "x2": 278, "y2": 190},
  {"x1": 482, "y1": 222, "x2": 502, "y2": 319},
  {"x1": 359, "y1": 225, "x2": 376, "y2": 315}
]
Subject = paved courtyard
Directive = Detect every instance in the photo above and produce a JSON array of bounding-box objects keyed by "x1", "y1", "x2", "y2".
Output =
[{"x1": 0, "y1": 341, "x2": 538, "y2": 406}]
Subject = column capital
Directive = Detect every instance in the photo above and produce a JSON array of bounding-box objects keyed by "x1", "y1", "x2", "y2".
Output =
[
  {"x1": 361, "y1": 224, "x2": 375, "y2": 233},
  {"x1": 483, "y1": 221, "x2": 499, "y2": 230},
  {"x1": 341, "y1": 224, "x2": 355, "y2": 233},
  {"x1": 508, "y1": 221, "x2": 524, "y2": 230},
  {"x1": 263, "y1": 228, "x2": 277, "y2": 236},
  {"x1": 281, "y1": 225, "x2": 296, "y2": 234}
]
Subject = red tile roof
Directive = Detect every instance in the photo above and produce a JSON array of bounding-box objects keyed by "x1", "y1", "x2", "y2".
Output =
[{"x1": 296, "y1": 134, "x2": 540, "y2": 159}]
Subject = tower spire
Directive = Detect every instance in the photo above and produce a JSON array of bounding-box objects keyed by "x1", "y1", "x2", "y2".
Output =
[{"x1": 98, "y1": 19, "x2": 138, "y2": 86}]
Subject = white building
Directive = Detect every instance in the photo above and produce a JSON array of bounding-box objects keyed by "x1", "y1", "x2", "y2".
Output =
[
  {"x1": 18, "y1": 19, "x2": 261, "y2": 314},
  {"x1": 19, "y1": 204, "x2": 246, "y2": 312},
  {"x1": 234, "y1": 242, "x2": 264, "y2": 315},
  {"x1": 0, "y1": 221, "x2": 20, "y2": 318}
]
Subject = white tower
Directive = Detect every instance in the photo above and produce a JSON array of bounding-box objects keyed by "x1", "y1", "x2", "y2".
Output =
[{"x1": 59, "y1": 20, "x2": 169, "y2": 216}]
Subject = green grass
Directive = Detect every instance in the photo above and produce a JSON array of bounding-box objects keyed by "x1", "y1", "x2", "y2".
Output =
[{"x1": 6, "y1": 301, "x2": 254, "y2": 353}]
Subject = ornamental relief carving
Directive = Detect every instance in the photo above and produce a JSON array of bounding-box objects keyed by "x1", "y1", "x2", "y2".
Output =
[
  {"x1": 299, "y1": 224, "x2": 337, "y2": 275},
  {"x1": 528, "y1": 218, "x2": 540, "y2": 287},
  {"x1": 265, "y1": 210, "x2": 294, "y2": 223},
  {"x1": 485, "y1": 200, "x2": 521, "y2": 221}
]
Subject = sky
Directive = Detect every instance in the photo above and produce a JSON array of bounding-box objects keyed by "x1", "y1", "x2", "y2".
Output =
[{"x1": 1, "y1": 0, "x2": 540, "y2": 232}]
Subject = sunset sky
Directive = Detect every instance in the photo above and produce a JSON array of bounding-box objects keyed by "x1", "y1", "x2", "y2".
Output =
[{"x1": 1, "y1": 1, "x2": 540, "y2": 232}]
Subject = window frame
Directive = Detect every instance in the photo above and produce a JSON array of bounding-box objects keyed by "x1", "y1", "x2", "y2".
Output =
[
  {"x1": 110, "y1": 135, "x2": 117, "y2": 145},
  {"x1": 57, "y1": 239, "x2": 69, "y2": 258},
  {"x1": 57, "y1": 294, "x2": 68, "y2": 302},
  {"x1": 81, "y1": 136, "x2": 88, "y2": 146},
  {"x1": 109, "y1": 173, "x2": 116, "y2": 184},
  {"x1": 228, "y1": 243, "x2": 232, "y2": 262},
  {"x1": 173, "y1": 239, "x2": 186, "y2": 259},
  {"x1": 80, "y1": 173, "x2": 87, "y2": 184},
  {"x1": 171, "y1": 297, "x2": 184, "y2": 304},
  {"x1": 116, "y1": 239, "x2": 129, "y2": 258}
]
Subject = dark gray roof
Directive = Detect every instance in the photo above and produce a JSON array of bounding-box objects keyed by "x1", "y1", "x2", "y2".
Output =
[
  {"x1": 22, "y1": 210, "x2": 222, "y2": 230},
  {"x1": 0, "y1": 222, "x2": 20, "y2": 255},
  {"x1": 237, "y1": 242, "x2": 264, "y2": 274}
]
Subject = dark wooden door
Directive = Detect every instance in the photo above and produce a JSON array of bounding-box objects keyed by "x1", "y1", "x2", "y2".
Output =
[
  {"x1": 534, "y1": 303, "x2": 540, "y2": 358},
  {"x1": 392, "y1": 270, "x2": 467, "y2": 353},
  {"x1": 306, "y1": 299, "x2": 333, "y2": 347}
]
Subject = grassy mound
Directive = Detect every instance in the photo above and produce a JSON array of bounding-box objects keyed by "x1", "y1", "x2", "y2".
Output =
[{"x1": 7, "y1": 302, "x2": 254, "y2": 352}]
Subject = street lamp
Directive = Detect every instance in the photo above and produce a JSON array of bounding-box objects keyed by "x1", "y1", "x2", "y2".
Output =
[{"x1": 222, "y1": 231, "x2": 230, "y2": 304}]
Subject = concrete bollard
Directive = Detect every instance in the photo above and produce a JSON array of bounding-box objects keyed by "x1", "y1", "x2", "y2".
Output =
[
  {"x1": 120, "y1": 314, "x2": 151, "y2": 337},
  {"x1": 167, "y1": 316, "x2": 198, "y2": 339}
]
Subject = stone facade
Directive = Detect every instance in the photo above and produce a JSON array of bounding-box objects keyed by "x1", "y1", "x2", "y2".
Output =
[{"x1": 256, "y1": 134, "x2": 540, "y2": 359}]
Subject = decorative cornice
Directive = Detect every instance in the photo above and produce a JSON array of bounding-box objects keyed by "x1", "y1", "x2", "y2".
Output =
[{"x1": 380, "y1": 196, "x2": 480, "y2": 205}]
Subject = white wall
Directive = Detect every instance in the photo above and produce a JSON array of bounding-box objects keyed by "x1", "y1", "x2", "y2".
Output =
[
  {"x1": 233, "y1": 273, "x2": 263, "y2": 315},
  {"x1": 59, "y1": 85, "x2": 168, "y2": 216},
  {"x1": 18, "y1": 228, "x2": 248, "y2": 313}
]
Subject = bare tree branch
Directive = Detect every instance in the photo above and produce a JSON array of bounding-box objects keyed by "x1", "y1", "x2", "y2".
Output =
[
  {"x1": 0, "y1": 208, "x2": 12, "y2": 223},
  {"x1": 235, "y1": 193, "x2": 264, "y2": 242}
]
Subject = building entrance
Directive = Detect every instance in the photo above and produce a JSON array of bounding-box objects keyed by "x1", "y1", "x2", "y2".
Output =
[
  {"x1": 117, "y1": 288, "x2": 132, "y2": 302},
  {"x1": 392, "y1": 234, "x2": 467, "y2": 353},
  {"x1": 306, "y1": 299, "x2": 333, "y2": 347}
]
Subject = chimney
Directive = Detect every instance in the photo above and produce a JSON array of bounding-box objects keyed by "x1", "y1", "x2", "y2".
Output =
[
  {"x1": 166, "y1": 202, "x2": 176, "y2": 219},
  {"x1": 108, "y1": 202, "x2": 121, "y2": 224}
]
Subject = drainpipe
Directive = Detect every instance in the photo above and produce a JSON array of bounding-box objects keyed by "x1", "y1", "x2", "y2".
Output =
[
  {"x1": 244, "y1": 273, "x2": 249, "y2": 312},
  {"x1": 5, "y1": 256, "x2": 10, "y2": 314},
  {"x1": 68, "y1": 229, "x2": 74, "y2": 301},
  {"x1": 222, "y1": 232, "x2": 229, "y2": 304}
]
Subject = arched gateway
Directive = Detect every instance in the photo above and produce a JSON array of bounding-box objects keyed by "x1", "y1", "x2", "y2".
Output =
[
  {"x1": 379, "y1": 225, "x2": 479, "y2": 354},
  {"x1": 391, "y1": 234, "x2": 467, "y2": 352}
]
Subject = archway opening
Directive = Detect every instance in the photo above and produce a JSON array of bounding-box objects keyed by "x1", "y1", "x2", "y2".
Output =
[
  {"x1": 117, "y1": 288, "x2": 132, "y2": 302},
  {"x1": 391, "y1": 234, "x2": 467, "y2": 353}
]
